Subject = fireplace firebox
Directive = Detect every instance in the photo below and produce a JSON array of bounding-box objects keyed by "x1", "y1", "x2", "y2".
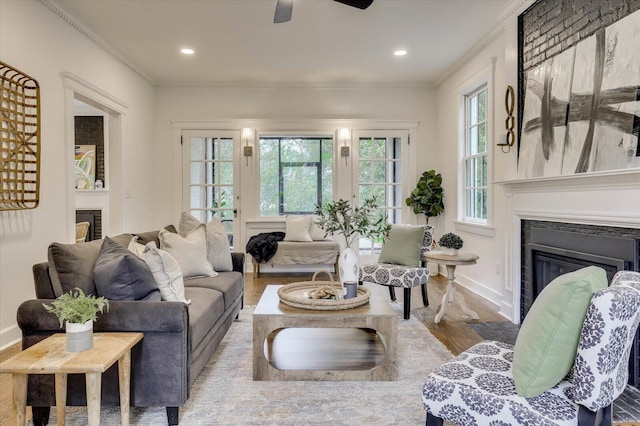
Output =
[{"x1": 521, "y1": 220, "x2": 640, "y2": 389}]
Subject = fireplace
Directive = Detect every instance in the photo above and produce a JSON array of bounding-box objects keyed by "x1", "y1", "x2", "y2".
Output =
[
  {"x1": 75, "y1": 209, "x2": 102, "y2": 241},
  {"x1": 521, "y1": 220, "x2": 640, "y2": 388}
]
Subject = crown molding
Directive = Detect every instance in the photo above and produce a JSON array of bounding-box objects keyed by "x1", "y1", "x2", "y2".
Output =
[
  {"x1": 157, "y1": 80, "x2": 434, "y2": 90},
  {"x1": 41, "y1": 0, "x2": 155, "y2": 85},
  {"x1": 435, "y1": 0, "x2": 532, "y2": 87}
]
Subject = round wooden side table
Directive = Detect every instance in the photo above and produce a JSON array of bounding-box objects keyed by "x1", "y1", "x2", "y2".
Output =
[{"x1": 425, "y1": 251, "x2": 480, "y2": 323}]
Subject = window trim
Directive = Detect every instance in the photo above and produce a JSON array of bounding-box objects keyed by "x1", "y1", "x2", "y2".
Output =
[{"x1": 455, "y1": 59, "x2": 495, "y2": 237}]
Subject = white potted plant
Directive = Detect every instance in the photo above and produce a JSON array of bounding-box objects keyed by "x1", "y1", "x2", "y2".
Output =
[
  {"x1": 438, "y1": 232, "x2": 463, "y2": 256},
  {"x1": 43, "y1": 288, "x2": 109, "y2": 352},
  {"x1": 315, "y1": 196, "x2": 391, "y2": 285}
]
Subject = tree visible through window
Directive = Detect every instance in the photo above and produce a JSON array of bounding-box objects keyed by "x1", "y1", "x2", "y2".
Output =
[
  {"x1": 463, "y1": 86, "x2": 488, "y2": 222},
  {"x1": 358, "y1": 135, "x2": 403, "y2": 254},
  {"x1": 260, "y1": 136, "x2": 333, "y2": 216}
]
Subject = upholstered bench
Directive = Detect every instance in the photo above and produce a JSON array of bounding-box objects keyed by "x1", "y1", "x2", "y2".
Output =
[{"x1": 252, "y1": 240, "x2": 340, "y2": 276}]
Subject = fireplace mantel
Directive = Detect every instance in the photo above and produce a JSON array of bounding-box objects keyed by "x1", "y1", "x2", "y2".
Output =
[{"x1": 496, "y1": 169, "x2": 640, "y2": 323}]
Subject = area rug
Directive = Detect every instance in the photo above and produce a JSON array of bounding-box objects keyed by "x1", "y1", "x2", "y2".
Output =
[{"x1": 45, "y1": 306, "x2": 453, "y2": 425}]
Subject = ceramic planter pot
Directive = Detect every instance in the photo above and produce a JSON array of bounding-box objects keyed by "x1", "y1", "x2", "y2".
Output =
[
  {"x1": 339, "y1": 247, "x2": 359, "y2": 286},
  {"x1": 442, "y1": 247, "x2": 459, "y2": 256},
  {"x1": 66, "y1": 320, "x2": 93, "y2": 352}
]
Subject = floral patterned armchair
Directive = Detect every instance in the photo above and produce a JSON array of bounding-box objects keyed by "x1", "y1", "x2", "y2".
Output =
[{"x1": 422, "y1": 271, "x2": 640, "y2": 426}]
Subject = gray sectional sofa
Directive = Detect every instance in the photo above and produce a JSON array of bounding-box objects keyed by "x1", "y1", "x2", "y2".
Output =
[{"x1": 17, "y1": 229, "x2": 244, "y2": 425}]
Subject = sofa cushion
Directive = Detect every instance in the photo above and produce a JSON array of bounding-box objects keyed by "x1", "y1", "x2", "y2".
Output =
[
  {"x1": 378, "y1": 224, "x2": 424, "y2": 267},
  {"x1": 47, "y1": 233, "x2": 133, "y2": 296},
  {"x1": 141, "y1": 242, "x2": 190, "y2": 304},
  {"x1": 179, "y1": 212, "x2": 233, "y2": 272},
  {"x1": 93, "y1": 237, "x2": 161, "y2": 301},
  {"x1": 183, "y1": 271, "x2": 243, "y2": 310},
  {"x1": 513, "y1": 265, "x2": 608, "y2": 397},
  {"x1": 184, "y1": 286, "x2": 225, "y2": 352},
  {"x1": 283, "y1": 215, "x2": 313, "y2": 242},
  {"x1": 133, "y1": 225, "x2": 177, "y2": 247},
  {"x1": 160, "y1": 226, "x2": 216, "y2": 279}
]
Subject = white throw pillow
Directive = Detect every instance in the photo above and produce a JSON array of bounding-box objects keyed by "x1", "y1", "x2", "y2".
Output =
[
  {"x1": 141, "y1": 242, "x2": 191, "y2": 304},
  {"x1": 309, "y1": 215, "x2": 331, "y2": 241},
  {"x1": 179, "y1": 212, "x2": 233, "y2": 272},
  {"x1": 159, "y1": 225, "x2": 217, "y2": 279},
  {"x1": 283, "y1": 215, "x2": 313, "y2": 242},
  {"x1": 127, "y1": 236, "x2": 146, "y2": 257}
]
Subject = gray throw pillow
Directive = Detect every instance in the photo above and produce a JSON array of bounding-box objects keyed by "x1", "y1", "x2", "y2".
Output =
[
  {"x1": 48, "y1": 233, "x2": 133, "y2": 296},
  {"x1": 93, "y1": 237, "x2": 160, "y2": 301},
  {"x1": 377, "y1": 224, "x2": 424, "y2": 267}
]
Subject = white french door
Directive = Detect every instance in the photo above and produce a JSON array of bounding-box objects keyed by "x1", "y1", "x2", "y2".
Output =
[
  {"x1": 182, "y1": 130, "x2": 241, "y2": 250},
  {"x1": 352, "y1": 130, "x2": 409, "y2": 264}
]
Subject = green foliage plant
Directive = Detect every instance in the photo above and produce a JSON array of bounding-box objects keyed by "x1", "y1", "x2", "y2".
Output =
[
  {"x1": 405, "y1": 170, "x2": 444, "y2": 223},
  {"x1": 43, "y1": 288, "x2": 109, "y2": 328},
  {"x1": 438, "y1": 233, "x2": 463, "y2": 250},
  {"x1": 314, "y1": 196, "x2": 391, "y2": 248}
]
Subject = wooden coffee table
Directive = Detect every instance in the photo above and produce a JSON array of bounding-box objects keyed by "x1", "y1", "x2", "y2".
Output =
[
  {"x1": 0, "y1": 332, "x2": 143, "y2": 426},
  {"x1": 253, "y1": 283, "x2": 398, "y2": 381}
]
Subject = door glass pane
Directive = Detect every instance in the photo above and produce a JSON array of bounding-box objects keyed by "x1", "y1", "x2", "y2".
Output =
[
  {"x1": 220, "y1": 138, "x2": 233, "y2": 161},
  {"x1": 373, "y1": 138, "x2": 386, "y2": 159},
  {"x1": 219, "y1": 162, "x2": 233, "y2": 185},
  {"x1": 373, "y1": 162, "x2": 386, "y2": 183},
  {"x1": 190, "y1": 138, "x2": 204, "y2": 160}
]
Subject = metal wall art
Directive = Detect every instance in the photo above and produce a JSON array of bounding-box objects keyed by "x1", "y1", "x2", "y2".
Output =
[{"x1": 0, "y1": 61, "x2": 41, "y2": 210}]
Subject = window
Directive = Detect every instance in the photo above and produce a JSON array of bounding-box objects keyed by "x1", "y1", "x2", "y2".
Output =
[
  {"x1": 259, "y1": 136, "x2": 333, "y2": 216},
  {"x1": 357, "y1": 133, "x2": 404, "y2": 255},
  {"x1": 183, "y1": 130, "x2": 239, "y2": 248},
  {"x1": 463, "y1": 86, "x2": 488, "y2": 223}
]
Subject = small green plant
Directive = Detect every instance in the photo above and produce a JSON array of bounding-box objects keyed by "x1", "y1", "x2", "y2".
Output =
[
  {"x1": 405, "y1": 170, "x2": 444, "y2": 223},
  {"x1": 43, "y1": 288, "x2": 109, "y2": 328},
  {"x1": 314, "y1": 196, "x2": 391, "y2": 248},
  {"x1": 438, "y1": 233, "x2": 463, "y2": 250}
]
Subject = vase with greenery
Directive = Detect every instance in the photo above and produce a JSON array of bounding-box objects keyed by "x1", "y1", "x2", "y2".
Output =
[
  {"x1": 405, "y1": 169, "x2": 444, "y2": 224},
  {"x1": 438, "y1": 232, "x2": 463, "y2": 255},
  {"x1": 43, "y1": 288, "x2": 109, "y2": 352},
  {"x1": 315, "y1": 196, "x2": 391, "y2": 284}
]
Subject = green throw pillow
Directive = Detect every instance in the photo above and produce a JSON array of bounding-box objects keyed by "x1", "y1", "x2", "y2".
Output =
[
  {"x1": 377, "y1": 224, "x2": 424, "y2": 267},
  {"x1": 512, "y1": 265, "x2": 608, "y2": 398}
]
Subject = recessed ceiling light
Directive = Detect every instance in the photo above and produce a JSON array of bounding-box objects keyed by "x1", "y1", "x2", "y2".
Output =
[
  {"x1": 394, "y1": 50, "x2": 407, "y2": 56},
  {"x1": 180, "y1": 48, "x2": 195, "y2": 55}
]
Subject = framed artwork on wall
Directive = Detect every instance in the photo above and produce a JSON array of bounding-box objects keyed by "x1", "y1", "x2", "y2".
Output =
[
  {"x1": 75, "y1": 145, "x2": 96, "y2": 189},
  {"x1": 518, "y1": 7, "x2": 640, "y2": 178}
]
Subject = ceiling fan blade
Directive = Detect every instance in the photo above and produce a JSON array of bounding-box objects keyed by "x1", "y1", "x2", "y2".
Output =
[
  {"x1": 334, "y1": 0, "x2": 374, "y2": 10},
  {"x1": 274, "y1": 0, "x2": 293, "y2": 23}
]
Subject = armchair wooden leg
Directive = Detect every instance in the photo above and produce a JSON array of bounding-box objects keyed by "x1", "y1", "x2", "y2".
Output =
[
  {"x1": 388, "y1": 286, "x2": 396, "y2": 301},
  {"x1": 421, "y1": 283, "x2": 428, "y2": 306},
  {"x1": 426, "y1": 412, "x2": 444, "y2": 426},
  {"x1": 403, "y1": 287, "x2": 411, "y2": 320}
]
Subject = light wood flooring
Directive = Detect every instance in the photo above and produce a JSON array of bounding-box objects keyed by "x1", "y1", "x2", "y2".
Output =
[{"x1": 2, "y1": 272, "x2": 637, "y2": 426}]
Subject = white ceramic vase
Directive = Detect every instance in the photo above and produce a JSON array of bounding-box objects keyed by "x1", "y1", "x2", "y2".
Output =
[
  {"x1": 339, "y1": 247, "x2": 359, "y2": 286},
  {"x1": 442, "y1": 247, "x2": 459, "y2": 256},
  {"x1": 66, "y1": 320, "x2": 93, "y2": 352}
]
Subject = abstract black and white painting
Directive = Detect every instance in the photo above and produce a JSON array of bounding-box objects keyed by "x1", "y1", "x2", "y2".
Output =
[{"x1": 519, "y1": 9, "x2": 640, "y2": 178}]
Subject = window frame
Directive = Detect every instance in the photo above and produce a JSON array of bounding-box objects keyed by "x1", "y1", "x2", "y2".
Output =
[
  {"x1": 258, "y1": 134, "x2": 334, "y2": 216},
  {"x1": 463, "y1": 85, "x2": 489, "y2": 224},
  {"x1": 455, "y1": 61, "x2": 495, "y2": 237}
]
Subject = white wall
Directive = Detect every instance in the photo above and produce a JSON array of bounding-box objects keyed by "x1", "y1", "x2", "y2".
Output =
[
  {"x1": 0, "y1": 0, "x2": 156, "y2": 348},
  {"x1": 435, "y1": 9, "x2": 640, "y2": 322},
  {"x1": 152, "y1": 85, "x2": 439, "y2": 249}
]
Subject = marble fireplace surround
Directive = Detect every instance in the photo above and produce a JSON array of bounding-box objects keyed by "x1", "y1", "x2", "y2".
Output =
[{"x1": 498, "y1": 169, "x2": 640, "y2": 323}]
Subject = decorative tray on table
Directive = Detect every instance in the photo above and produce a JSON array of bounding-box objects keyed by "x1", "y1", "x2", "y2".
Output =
[{"x1": 277, "y1": 271, "x2": 371, "y2": 311}]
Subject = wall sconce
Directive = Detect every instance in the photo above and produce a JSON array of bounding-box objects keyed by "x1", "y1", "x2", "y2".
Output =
[
  {"x1": 242, "y1": 128, "x2": 254, "y2": 166},
  {"x1": 497, "y1": 85, "x2": 515, "y2": 153},
  {"x1": 339, "y1": 128, "x2": 351, "y2": 157}
]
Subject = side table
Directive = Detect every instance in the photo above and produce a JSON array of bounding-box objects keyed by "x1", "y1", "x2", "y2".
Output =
[
  {"x1": 425, "y1": 251, "x2": 480, "y2": 323},
  {"x1": 0, "y1": 332, "x2": 143, "y2": 426}
]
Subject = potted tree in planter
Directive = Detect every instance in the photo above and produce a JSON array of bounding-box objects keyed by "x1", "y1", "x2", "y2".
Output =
[
  {"x1": 315, "y1": 196, "x2": 391, "y2": 285},
  {"x1": 405, "y1": 169, "x2": 444, "y2": 224},
  {"x1": 438, "y1": 232, "x2": 464, "y2": 256},
  {"x1": 43, "y1": 288, "x2": 109, "y2": 352}
]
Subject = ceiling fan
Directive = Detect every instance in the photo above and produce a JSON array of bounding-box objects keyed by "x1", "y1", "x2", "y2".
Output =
[{"x1": 274, "y1": 0, "x2": 374, "y2": 24}]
